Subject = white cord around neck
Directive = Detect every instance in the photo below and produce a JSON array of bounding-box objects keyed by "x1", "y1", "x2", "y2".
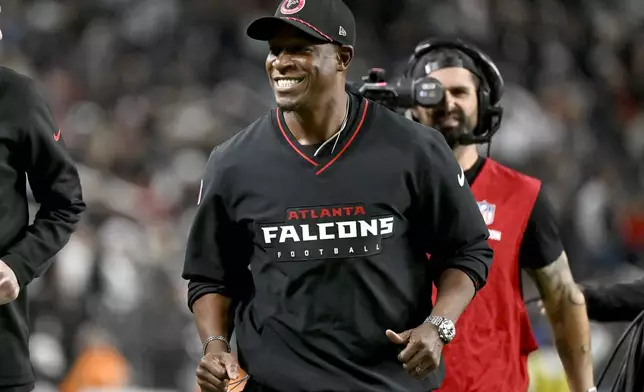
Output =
[{"x1": 314, "y1": 94, "x2": 350, "y2": 157}]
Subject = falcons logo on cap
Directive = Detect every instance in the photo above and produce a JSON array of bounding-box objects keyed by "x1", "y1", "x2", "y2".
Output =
[{"x1": 281, "y1": 0, "x2": 305, "y2": 14}]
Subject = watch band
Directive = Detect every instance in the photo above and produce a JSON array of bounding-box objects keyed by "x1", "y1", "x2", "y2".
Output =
[
  {"x1": 424, "y1": 315, "x2": 456, "y2": 344},
  {"x1": 202, "y1": 335, "x2": 231, "y2": 357},
  {"x1": 424, "y1": 315, "x2": 444, "y2": 326}
]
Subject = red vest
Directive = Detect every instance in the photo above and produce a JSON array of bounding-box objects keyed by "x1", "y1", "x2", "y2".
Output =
[{"x1": 436, "y1": 159, "x2": 541, "y2": 392}]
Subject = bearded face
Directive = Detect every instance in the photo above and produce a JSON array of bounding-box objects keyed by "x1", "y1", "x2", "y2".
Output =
[{"x1": 411, "y1": 67, "x2": 479, "y2": 149}]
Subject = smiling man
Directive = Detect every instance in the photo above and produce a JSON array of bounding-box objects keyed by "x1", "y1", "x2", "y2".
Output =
[{"x1": 181, "y1": 1, "x2": 493, "y2": 391}]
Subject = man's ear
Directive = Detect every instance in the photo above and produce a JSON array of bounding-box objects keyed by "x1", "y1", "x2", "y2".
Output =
[{"x1": 337, "y1": 45, "x2": 354, "y2": 71}]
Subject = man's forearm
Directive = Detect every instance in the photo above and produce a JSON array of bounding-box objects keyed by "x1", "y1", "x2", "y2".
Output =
[
  {"x1": 2, "y1": 200, "x2": 85, "y2": 288},
  {"x1": 193, "y1": 293, "x2": 232, "y2": 354},
  {"x1": 529, "y1": 252, "x2": 594, "y2": 392},
  {"x1": 543, "y1": 290, "x2": 594, "y2": 391},
  {"x1": 431, "y1": 268, "x2": 476, "y2": 322}
]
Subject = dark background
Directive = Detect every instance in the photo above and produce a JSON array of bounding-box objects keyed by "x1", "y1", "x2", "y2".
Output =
[{"x1": 0, "y1": 0, "x2": 642, "y2": 391}]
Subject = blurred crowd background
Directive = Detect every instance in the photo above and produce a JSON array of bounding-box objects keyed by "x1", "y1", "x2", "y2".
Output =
[{"x1": 1, "y1": 0, "x2": 643, "y2": 391}]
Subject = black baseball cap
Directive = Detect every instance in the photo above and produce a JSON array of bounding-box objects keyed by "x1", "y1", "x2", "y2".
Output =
[{"x1": 247, "y1": 0, "x2": 356, "y2": 46}]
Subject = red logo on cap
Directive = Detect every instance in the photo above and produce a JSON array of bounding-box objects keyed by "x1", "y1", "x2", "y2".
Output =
[{"x1": 281, "y1": 0, "x2": 305, "y2": 14}]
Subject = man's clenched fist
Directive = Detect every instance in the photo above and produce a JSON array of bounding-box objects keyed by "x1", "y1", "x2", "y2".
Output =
[
  {"x1": 386, "y1": 323, "x2": 444, "y2": 379},
  {"x1": 0, "y1": 259, "x2": 20, "y2": 305},
  {"x1": 196, "y1": 350, "x2": 240, "y2": 392}
]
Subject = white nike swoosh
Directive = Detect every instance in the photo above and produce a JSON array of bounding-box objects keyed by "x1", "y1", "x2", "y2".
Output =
[
  {"x1": 457, "y1": 167, "x2": 465, "y2": 187},
  {"x1": 197, "y1": 179, "x2": 204, "y2": 205}
]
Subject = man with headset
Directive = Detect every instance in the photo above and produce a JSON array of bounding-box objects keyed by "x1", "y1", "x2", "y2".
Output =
[{"x1": 401, "y1": 39, "x2": 596, "y2": 392}]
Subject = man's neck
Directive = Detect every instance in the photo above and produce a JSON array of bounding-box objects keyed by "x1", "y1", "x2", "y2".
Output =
[
  {"x1": 453, "y1": 144, "x2": 479, "y2": 170},
  {"x1": 284, "y1": 87, "x2": 349, "y2": 145}
]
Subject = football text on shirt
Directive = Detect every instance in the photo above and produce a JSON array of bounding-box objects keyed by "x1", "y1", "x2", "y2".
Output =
[{"x1": 259, "y1": 204, "x2": 395, "y2": 261}]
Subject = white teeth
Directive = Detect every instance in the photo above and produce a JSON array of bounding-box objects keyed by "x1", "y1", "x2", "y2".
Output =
[{"x1": 276, "y1": 79, "x2": 302, "y2": 88}]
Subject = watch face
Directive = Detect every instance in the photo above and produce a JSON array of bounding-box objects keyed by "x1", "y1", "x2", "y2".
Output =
[{"x1": 438, "y1": 320, "x2": 456, "y2": 342}]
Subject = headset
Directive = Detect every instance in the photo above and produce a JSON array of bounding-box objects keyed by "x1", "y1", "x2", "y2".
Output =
[{"x1": 403, "y1": 38, "x2": 505, "y2": 146}]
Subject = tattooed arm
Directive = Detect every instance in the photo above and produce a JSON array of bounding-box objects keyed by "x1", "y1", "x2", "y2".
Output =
[{"x1": 527, "y1": 251, "x2": 594, "y2": 392}]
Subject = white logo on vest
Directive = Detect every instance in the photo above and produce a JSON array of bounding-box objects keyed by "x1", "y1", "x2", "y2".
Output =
[
  {"x1": 477, "y1": 200, "x2": 496, "y2": 225},
  {"x1": 477, "y1": 200, "x2": 501, "y2": 241}
]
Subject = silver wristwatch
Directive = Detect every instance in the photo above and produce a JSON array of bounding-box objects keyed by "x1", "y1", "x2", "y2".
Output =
[{"x1": 424, "y1": 315, "x2": 456, "y2": 344}]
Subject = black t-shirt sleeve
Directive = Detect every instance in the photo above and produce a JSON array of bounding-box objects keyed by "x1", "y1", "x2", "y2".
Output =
[
  {"x1": 182, "y1": 148, "x2": 252, "y2": 311},
  {"x1": 1, "y1": 77, "x2": 85, "y2": 288},
  {"x1": 583, "y1": 278, "x2": 644, "y2": 322},
  {"x1": 518, "y1": 186, "x2": 564, "y2": 270},
  {"x1": 420, "y1": 131, "x2": 493, "y2": 291}
]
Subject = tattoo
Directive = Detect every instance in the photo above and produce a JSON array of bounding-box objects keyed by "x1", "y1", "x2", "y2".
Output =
[
  {"x1": 527, "y1": 251, "x2": 585, "y2": 307},
  {"x1": 555, "y1": 336, "x2": 591, "y2": 355},
  {"x1": 528, "y1": 251, "x2": 591, "y2": 361}
]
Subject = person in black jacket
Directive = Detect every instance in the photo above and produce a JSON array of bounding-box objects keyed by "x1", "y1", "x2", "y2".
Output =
[
  {"x1": 581, "y1": 277, "x2": 644, "y2": 322},
  {"x1": 580, "y1": 276, "x2": 644, "y2": 391},
  {"x1": 0, "y1": 66, "x2": 85, "y2": 392},
  {"x1": 538, "y1": 276, "x2": 644, "y2": 322}
]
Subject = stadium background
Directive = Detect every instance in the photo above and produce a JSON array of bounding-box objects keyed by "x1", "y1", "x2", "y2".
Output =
[{"x1": 1, "y1": 0, "x2": 643, "y2": 391}]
